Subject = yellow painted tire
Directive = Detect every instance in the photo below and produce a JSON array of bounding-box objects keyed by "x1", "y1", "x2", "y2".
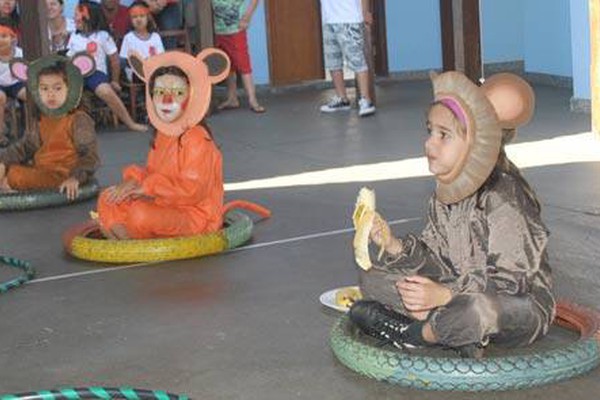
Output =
[{"x1": 63, "y1": 210, "x2": 253, "y2": 264}]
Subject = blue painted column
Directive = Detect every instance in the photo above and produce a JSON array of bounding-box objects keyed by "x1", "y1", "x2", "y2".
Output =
[{"x1": 570, "y1": 0, "x2": 591, "y2": 103}]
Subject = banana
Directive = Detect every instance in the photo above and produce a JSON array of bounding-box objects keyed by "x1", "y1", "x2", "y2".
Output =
[
  {"x1": 352, "y1": 187, "x2": 376, "y2": 270},
  {"x1": 335, "y1": 286, "x2": 363, "y2": 308}
]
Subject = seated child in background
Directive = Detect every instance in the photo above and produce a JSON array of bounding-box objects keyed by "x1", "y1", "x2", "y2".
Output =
[
  {"x1": 67, "y1": 0, "x2": 147, "y2": 132},
  {"x1": 119, "y1": 1, "x2": 164, "y2": 82},
  {"x1": 0, "y1": 54, "x2": 100, "y2": 199},
  {"x1": 96, "y1": 48, "x2": 231, "y2": 239},
  {"x1": 349, "y1": 71, "x2": 555, "y2": 358},
  {"x1": 0, "y1": 17, "x2": 25, "y2": 147}
]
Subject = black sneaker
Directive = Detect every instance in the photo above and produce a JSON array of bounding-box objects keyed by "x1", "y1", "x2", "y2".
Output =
[
  {"x1": 349, "y1": 300, "x2": 417, "y2": 349},
  {"x1": 320, "y1": 95, "x2": 351, "y2": 113},
  {"x1": 455, "y1": 343, "x2": 485, "y2": 359}
]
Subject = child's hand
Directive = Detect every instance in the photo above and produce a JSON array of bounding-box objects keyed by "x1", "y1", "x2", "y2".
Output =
[
  {"x1": 106, "y1": 180, "x2": 143, "y2": 204},
  {"x1": 370, "y1": 213, "x2": 402, "y2": 256},
  {"x1": 364, "y1": 11, "x2": 374, "y2": 26},
  {"x1": 60, "y1": 177, "x2": 80, "y2": 200},
  {"x1": 396, "y1": 276, "x2": 452, "y2": 312},
  {"x1": 239, "y1": 14, "x2": 251, "y2": 30}
]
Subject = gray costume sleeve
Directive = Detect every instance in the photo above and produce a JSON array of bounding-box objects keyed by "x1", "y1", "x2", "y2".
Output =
[
  {"x1": 372, "y1": 198, "x2": 457, "y2": 282},
  {"x1": 476, "y1": 190, "x2": 549, "y2": 295},
  {"x1": 445, "y1": 182, "x2": 550, "y2": 296},
  {"x1": 0, "y1": 129, "x2": 40, "y2": 166},
  {"x1": 69, "y1": 111, "x2": 100, "y2": 184}
]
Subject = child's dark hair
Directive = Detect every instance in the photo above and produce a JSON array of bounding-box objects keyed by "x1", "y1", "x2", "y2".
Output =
[
  {"x1": 0, "y1": 15, "x2": 17, "y2": 32},
  {"x1": 128, "y1": 1, "x2": 157, "y2": 33},
  {"x1": 38, "y1": 60, "x2": 69, "y2": 84},
  {"x1": 148, "y1": 65, "x2": 190, "y2": 92},
  {"x1": 77, "y1": 0, "x2": 109, "y2": 33},
  {"x1": 0, "y1": 2, "x2": 18, "y2": 27}
]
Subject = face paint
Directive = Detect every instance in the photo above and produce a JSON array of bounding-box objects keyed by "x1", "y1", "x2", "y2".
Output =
[{"x1": 152, "y1": 74, "x2": 190, "y2": 123}]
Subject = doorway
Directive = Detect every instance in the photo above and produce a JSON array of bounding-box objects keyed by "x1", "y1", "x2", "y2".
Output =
[{"x1": 265, "y1": 0, "x2": 388, "y2": 86}]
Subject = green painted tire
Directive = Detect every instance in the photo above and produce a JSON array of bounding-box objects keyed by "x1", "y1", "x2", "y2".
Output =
[
  {"x1": 63, "y1": 210, "x2": 253, "y2": 264},
  {"x1": 0, "y1": 180, "x2": 100, "y2": 211},
  {"x1": 0, "y1": 386, "x2": 188, "y2": 400},
  {"x1": 330, "y1": 303, "x2": 600, "y2": 391}
]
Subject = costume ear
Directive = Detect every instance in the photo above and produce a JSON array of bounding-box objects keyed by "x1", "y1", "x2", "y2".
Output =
[
  {"x1": 10, "y1": 58, "x2": 28, "y2": 82},
  {"x1": 482, "y1": 73, "x2": 535, "y2": 129},
  {"x1": 128, "y1": 50, "x2": 147, "y2": 82},
  {"x1": 196, "y1": 48, "x2": 230, "y2": 84},
  {"x1": 71, "y1": 52, "x2": 96, "y2": 77}
]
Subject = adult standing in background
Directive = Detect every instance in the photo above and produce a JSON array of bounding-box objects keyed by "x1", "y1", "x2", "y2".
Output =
[
  {"x1": 100, "y1": 0, "x2": 131, "y2": 43},
  {"x1": 0, "y1": 0, "x2": 18, "y2": 33},
  {"x1": 319, "y1": 0, "x2": 375, "y2": 117},
  {"x1": 143, "y1": 0, "x2": 182, "y2": 49},
  {"x1": 47, "y1": 0, "x2": 76, "y2": 53},
  {"x1": 213, "y1": 0, "x2": 265, "y2": 114}
]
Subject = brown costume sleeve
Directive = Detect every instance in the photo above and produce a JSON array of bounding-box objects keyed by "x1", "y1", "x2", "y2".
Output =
[
  {"x1": 69, "y1": 111, "x2": 100, "y2": 184},
  {"x1": 0, "y1": 128, "x2": 41, "y2": 167}
]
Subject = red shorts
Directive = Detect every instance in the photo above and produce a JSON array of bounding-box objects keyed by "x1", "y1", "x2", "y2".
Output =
[{"x1": 215, "y1": 30, "x2": 252, "y2": 74}]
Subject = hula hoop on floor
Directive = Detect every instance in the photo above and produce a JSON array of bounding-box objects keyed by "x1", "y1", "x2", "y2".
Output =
[
  {"x1": 330, "y1": 300, "x2": 600, "y2": 391},
  {"x1": 0, "y1": 180, "x2": 100, "y2": 212},
  {"x1": 0, "y1": 386, "x2": 189, "y2": 400},
  {"x1": 0, "y1": 256, "x2": 35, "y2": 294},
  {"x1": 62, "y1": 201, "x2": 271, "y2": 264}
]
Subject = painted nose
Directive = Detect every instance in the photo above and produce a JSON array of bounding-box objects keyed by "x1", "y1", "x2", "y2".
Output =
[{"x1": 163, "y1": 94, "x2": 174, "y2": 104}]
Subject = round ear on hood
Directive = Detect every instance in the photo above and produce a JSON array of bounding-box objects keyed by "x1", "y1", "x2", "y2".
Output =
[
  {"x1": 482, "y1": 73, "x2": 535, "y2": 129},
  {"x1": 196, "y1": 48, "x2": 230, "y2": 84},
  {"x1": 128, "y1": 50, "x2": 147, "y2": 82},
  {"x1": 71, "y1": 52, "x2": 96, "y2": 77},
  {"x1": 10, "y1": 58, "x2": 29, "y2": 82}
]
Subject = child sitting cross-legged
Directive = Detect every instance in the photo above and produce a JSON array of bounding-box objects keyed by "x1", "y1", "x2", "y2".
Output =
[
  {"x1": 0, "y1": 53, "x2": 100, "y2": 199},
  {"x1": 67, "y1": 0, "x2": 147, "y2": 132},
  {"x1": 349, "y1": 72, "x2": 554, "y2": 358}
]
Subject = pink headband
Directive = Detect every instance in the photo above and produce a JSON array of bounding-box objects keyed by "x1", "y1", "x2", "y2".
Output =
[{"x1": 437, "y1": 97, "x2": 468, "y2": 128}]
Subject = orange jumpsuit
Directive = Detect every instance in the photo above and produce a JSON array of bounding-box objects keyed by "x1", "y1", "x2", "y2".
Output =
[
  {"x1": 1, "y1": 111, "x2": 99, "y2": 189},
  {"x1": 97, "y1": 125, "x2": 224, "y2": 239}
]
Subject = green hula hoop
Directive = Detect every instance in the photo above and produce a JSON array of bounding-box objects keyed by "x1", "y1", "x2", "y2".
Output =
[
  {"x1": 0, "y1": 256, "x2": 35, "y2": 294},
  {"x1": 0, "y1": 386, "x2": 188, "y2": 400}
]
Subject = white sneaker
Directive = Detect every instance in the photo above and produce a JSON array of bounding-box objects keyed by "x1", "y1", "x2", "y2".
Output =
[
  {"x1": 358, "y1": 97, "x2": 376, "y2": 117},
  {"x1": 320, "y1": 95, "x2": 352, "y2": 113}
]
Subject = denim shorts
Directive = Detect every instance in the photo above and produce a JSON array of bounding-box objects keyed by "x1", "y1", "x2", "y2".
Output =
[
  {"x1": 84, "y1": 71, "x2": 110, "y2": 92},
  {"x1": 0, "y1": 82, "x2": 25, "y2": 99}
]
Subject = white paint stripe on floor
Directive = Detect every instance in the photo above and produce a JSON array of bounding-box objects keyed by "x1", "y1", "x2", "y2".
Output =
[
  {"x1": 26, "y1": 217, "x2": 420, "y2": 285},
  {"x1": 226, "y1": 217, "x2": 420, "y2": 253}
]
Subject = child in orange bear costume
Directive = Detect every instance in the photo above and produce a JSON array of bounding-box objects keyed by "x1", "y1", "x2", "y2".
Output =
[{"x1": 96, "y1": 48, "x2": 231, "y2": 239}]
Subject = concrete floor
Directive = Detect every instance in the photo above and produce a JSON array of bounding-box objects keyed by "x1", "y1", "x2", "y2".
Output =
[{"x1": 1, "y1": 80, "x2": 600, "y2": 399}]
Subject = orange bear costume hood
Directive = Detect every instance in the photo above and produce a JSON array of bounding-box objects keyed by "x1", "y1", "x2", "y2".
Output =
[{"x1": 128, "y1": 48, "x2": 231, "y2": 136}]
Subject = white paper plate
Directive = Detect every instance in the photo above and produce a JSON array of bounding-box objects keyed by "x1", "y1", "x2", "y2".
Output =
[{"x1": 319, "y1": 286, "x2": 361, "y2": 313}]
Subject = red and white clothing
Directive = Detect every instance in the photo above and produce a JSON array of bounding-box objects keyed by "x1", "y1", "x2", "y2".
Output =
[
  {"x1": 119, "y1": 31, "x2": 164, "y2": 60},
  {"x1": 66, "y1": 31, "x2": 118, "y2": 75},
  {"x1": 0, "y1": 47, "x2": 22, "y2": 87}
]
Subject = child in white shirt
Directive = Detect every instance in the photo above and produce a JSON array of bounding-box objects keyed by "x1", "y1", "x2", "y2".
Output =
[
  {"x1": 0, "y1": 18, "x2": 25, "y2": 147},
  {"x1": 119, "y1": 1, "x2": 164, "y2": 81},
  {"x1": 67, "y1": 0, "x2": 146, "y2": 132}
]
